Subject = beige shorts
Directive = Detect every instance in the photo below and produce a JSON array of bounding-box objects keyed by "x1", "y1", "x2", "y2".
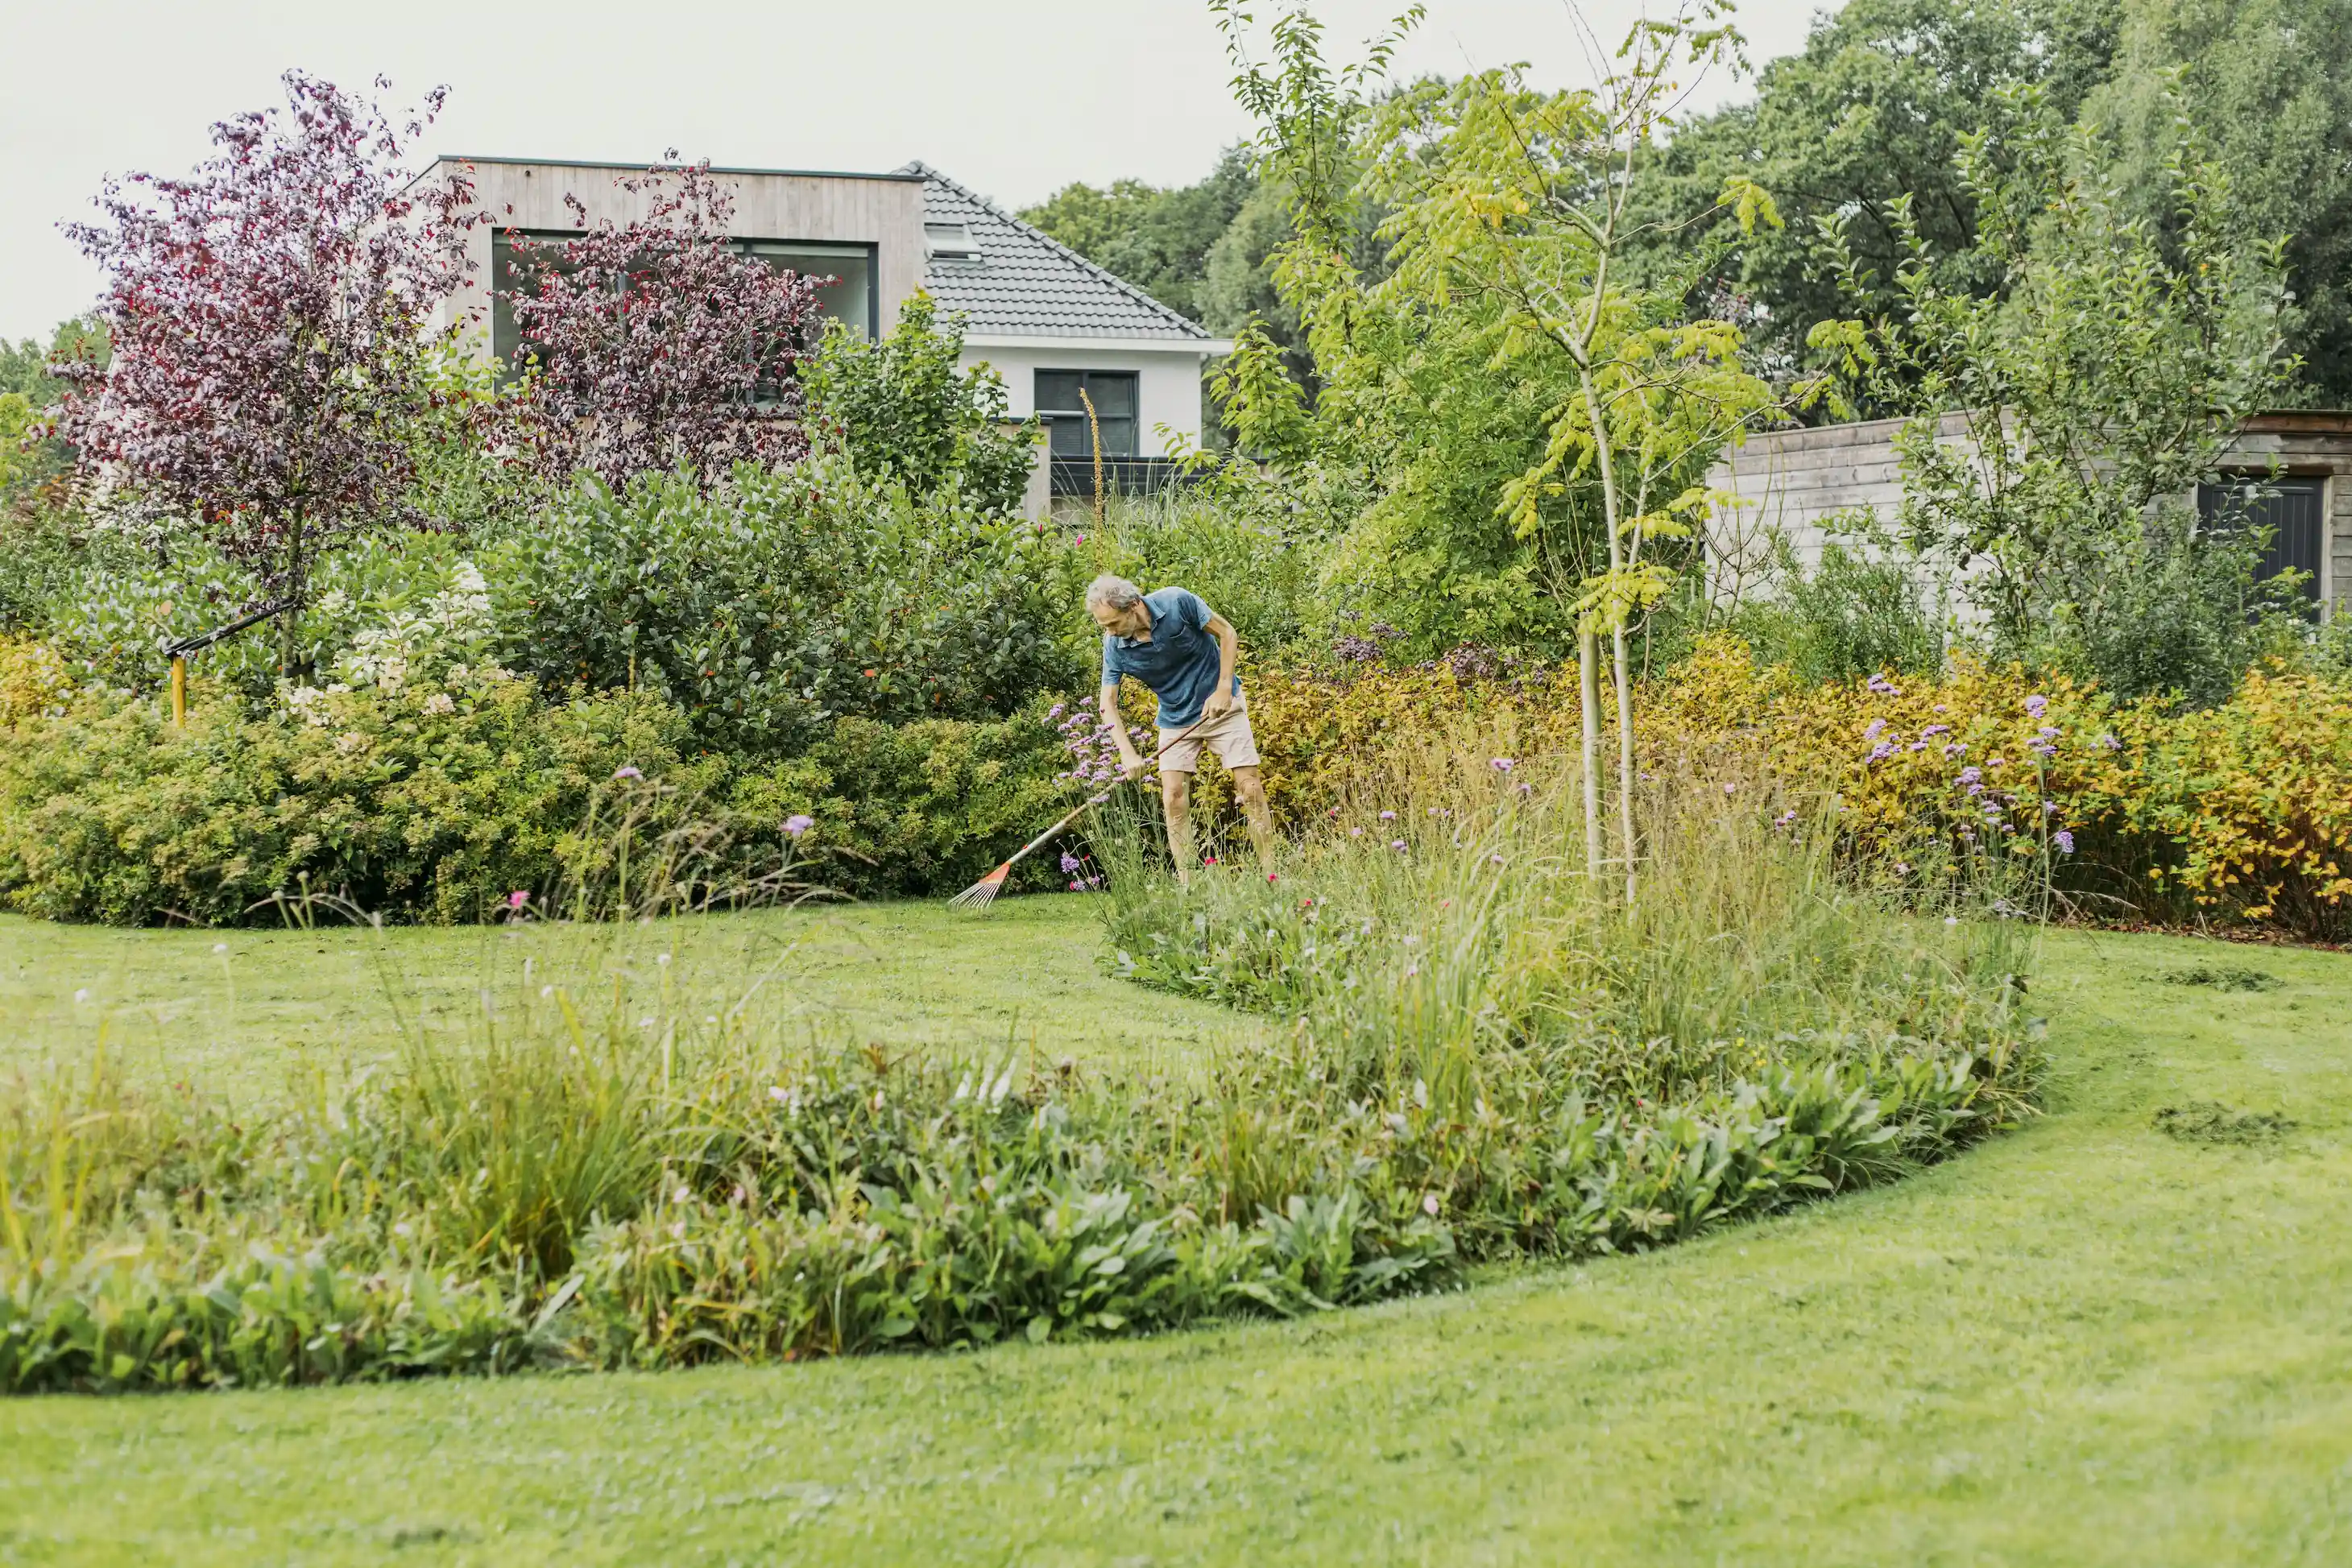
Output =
[{"x1": 1158, "y1": 696, "x2": 1260, "y2": 774}]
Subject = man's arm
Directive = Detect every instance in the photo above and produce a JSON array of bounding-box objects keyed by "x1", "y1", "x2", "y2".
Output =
[
  {"x1": 1101, "y1": 679, "x2": 1146, "y2": 780},
  {"x1": 1202, "y1": 612, "x2": 1240, "y2": 717}
]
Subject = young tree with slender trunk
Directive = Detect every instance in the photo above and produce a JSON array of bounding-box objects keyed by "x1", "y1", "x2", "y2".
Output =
[
  {"x1": 1215, "y1": 0, "x2": 1818, "y2": 901},
  {"x1": 54, "y1": 72, "x2": 483, "y2": 672}
]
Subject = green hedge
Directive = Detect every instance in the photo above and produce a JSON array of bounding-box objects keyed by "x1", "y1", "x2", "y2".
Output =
[{"x1": 0, "y1": 675, "x2": 1085, "y2": 925}]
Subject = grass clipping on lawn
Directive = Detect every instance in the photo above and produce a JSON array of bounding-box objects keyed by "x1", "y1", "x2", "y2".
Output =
[{"x1": 0, "y1": 751, "x2": 2040, "y2": 1393}]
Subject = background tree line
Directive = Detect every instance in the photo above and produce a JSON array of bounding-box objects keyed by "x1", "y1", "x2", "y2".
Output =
[{"x1": 1026, "y1": 0, "x2": 2352, "y2": 411}]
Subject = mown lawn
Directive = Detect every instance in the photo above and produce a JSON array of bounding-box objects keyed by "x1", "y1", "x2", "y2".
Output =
[
  {"x1": 2, "y1": 907, "x2": 2347, "y2": 1566},
  {"x1": 0, "y1": 897, "x2": 1259, "y2": 1094}
]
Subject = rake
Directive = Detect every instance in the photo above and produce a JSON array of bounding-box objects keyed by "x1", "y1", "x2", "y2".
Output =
[{"x1": 946, "y1": 713, "x2": 1211, "y2": 912}]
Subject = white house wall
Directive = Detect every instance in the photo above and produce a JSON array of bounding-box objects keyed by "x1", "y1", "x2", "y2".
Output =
[{"x1": 958, "y1": 341, "x2": 1210, "y2": 452}]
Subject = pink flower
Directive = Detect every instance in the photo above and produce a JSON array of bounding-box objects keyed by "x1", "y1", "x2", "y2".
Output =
[
  {"x1": 507, "y1": 889, "x2": 528, "y2": 909},
  {"x1": 1379, "y1": 810, "x2": 1396, "y2": 821},
  {"x1": 612, "y1": 764, "x2": 642, "y2": 780},
  {"x1": 1491, "y1": 758, "x2": 1515, "y2": 772}
]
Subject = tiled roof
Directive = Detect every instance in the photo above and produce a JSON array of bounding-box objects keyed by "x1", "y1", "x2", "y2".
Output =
[{"x1": 902, "y1": 162, "x2": 1211, "y2": 343}]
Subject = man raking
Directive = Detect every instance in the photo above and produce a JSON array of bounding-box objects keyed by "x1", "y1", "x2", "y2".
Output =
[{"x1": 1088, "y1": 574, "x2": 1276, "y2": 883}]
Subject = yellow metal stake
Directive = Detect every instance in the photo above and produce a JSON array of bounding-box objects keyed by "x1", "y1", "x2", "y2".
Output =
[{"x1": 171, "y1": 656, "x2": 187, "y2": 729}]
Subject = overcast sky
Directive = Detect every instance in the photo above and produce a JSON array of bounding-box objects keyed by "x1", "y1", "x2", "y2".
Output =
[{"x1": 0, "y1": 0, "x2": 1825, "y2": 343}]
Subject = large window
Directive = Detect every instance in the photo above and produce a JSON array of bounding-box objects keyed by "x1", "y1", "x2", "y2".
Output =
[
  {"x1": 489, "y1": 231, "x2": 877, "y2": 374},
  {"x1": 1036, "y1": 370, "x2": 1138, "y2": 458},
  {"x1": 2198, "y1": 476, "x2": 2328, "y2": 616},
  {"x1": 735, "y1": 240, "x2": 875, "y2": 339}
]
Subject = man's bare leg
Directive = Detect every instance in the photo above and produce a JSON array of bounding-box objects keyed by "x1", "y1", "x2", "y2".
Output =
[
  {"x1": 1231, "y1": 764, "x2": 1276, "y2": 869},
  {"x1": 1162, "y1": 771, "x2": 1196, "y2": 884}
]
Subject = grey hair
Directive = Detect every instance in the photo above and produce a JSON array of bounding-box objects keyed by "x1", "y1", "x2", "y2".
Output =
[{"x1": 1086, "y1": 573, "x2": 1144, "y2": 613}]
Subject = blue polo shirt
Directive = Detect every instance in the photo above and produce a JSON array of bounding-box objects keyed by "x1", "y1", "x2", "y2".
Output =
[{"x1": 1100, "y1": 586, "x2": 1240, "y2": 727}]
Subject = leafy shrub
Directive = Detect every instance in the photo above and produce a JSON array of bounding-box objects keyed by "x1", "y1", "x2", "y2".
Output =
[
  {"x1": 0, "y1": 673, "x2": 719, "y2": 925},
  {"x1": 491, "y1": 457, "x2": 1083, "y2": 756},
  {"x1": 1729, "y1": 536, "x2": 1944, "y2": 688},
  {"x1": 1070, "y1": 475, "x2": 1334, "y2": 662},
  {"x1": 729, "y1": 703, "x2": 1075, "y2": 899},
  {"x1": 803, "y1": 293, "x2": 1038, "y2": 515},
  {"x1": 42, "y1": 530, "x2": 474, "y2": 697}
]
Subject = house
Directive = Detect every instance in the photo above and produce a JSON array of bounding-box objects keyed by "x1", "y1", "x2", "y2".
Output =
[
  {"x1": 1706, "y1": 412, "x2": 2352, "y2": 622},
  {"x1": 429, "y1": 155, "x2": 1229, "y2": 512}
]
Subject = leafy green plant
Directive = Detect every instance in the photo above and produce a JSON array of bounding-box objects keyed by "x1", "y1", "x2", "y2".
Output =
[
  {"x1": 803, "y1": 293, "x2": 1039, "y2": 515},
  {"x1": 490, "y1": 456, "x2": 1081, "y2": 757}
]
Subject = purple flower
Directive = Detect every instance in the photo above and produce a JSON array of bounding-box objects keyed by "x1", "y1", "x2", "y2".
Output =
[
  {"x1": 1059, "y1": 852, "x2": 1081, "y2": 873},
  {"x1": 1491, "y1": 758, "x2": 1515, "y2": 772},
  {"x1": 2025, "y1": 694, "x2": 2048, "y2": 718},
  {"x1": 1774, "y1": 809, "x2": 1797, "y2": 830},
  {"x1": 1921, "y1": 724, "x2": 1950, "y2": 738},
  {"x1": 1350, "y1": 827, "x2": 1363, "y2": 838},
  {"x1": 1867, "y1": 743, "x2": 1895, "y2": 763},
  {"x1": 2098, "y1": 732, "x2": 2121, "y2": 751},
  {"x1": 1379, "y1": 810, "x2": 1397, "y2": 821},
  {"x1": 1943, "y1": 743, "x2": 1965, "y2": 759},
  {"x1": 2054, "y1": 830, "x2": 2076, "y2": 854},
  {"x1": 1867, "y1": 673, "x2": 1902, "y2": 695},
  {"x1": 1959, "y1": 767, "x2": 1983, "y2": 784},
  {"x1": 612, "y1": 764, "x2": 643, "y2": 780},
  {"x1": 1864, "y1": 718, "x2": 1887, "y2": 741},
  {"x1": 1389, "y1": 839, "x2": 1407, "y2": 851},
  {"x1": 783, "y1": 814, "x2": 814, "y2": 837},
  {"x1": 1048, "y1": 703, "x2": 1064, "y2": 719}
]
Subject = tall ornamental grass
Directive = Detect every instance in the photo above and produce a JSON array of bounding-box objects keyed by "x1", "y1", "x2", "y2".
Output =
[{"x1": 1, "y1": 759, "x2": 2039, "y2": 1394}]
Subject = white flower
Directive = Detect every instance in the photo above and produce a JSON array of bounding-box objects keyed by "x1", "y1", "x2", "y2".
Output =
[
  {"x1": 72, "y1": 987, "x2": 91, "y2": 1003},
  {"x1": 421, "y1": 692, "x2": 455, "y2": 715},
  {"x1": 333, "y1": 731, "x2": 367, "y2": 755}
]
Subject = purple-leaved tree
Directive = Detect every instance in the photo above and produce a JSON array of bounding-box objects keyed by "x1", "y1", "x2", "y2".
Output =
[
  {"x1": 500, "y1": 159, "x2": 825, "y2": 489},
  {"x1": 55, "y1": 72, "x2": 484, "y2": 670}
]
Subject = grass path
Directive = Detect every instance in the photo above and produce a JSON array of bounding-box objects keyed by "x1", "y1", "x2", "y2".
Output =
[
  {"x1": 2, "y1": 912, "x2": 2348, "y2": 1564},
  {"x1": 0, "y1": 897, "x2": 1261, "y2": 1093}
]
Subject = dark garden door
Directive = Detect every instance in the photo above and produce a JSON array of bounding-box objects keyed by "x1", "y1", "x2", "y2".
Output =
[{"x1": 2199, "y1": 477, "x2": 2328, "y2": 617}]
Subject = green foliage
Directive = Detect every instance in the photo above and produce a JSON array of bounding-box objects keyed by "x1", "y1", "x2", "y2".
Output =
[
  {"x1": 490, "y1": 456, "x2": 1083, "y2": 756},
  {"x1": 1018, "y1": 147, "x2": 1259, "y2": 323},
  {"x1": 42, "y1": 530, "x2": 474, "y2": 697},
  {"x1": 0, "y1": 674, "x2": 718, "y2": 925},
  {"x1": 1730, "y1": 532, "x2": 1944, "y2": 687},
  {"x1": 803, "y1": 294, "x2": 1038, "y2": 515},
  {"x1": 1639, "y1": 0, "x2": 2122, "y2": 382},
  {"x1": 2083, "y1": 0, "x2": 2352, "y2": 401},
  {"x1": 0, "y1": 754, "x2": 2033, "y2": 1392},
  {"x1": 728, "y1": 706, "x2": 1075, "y2": 900},
  {"x1": 1808, "y1": 78, "x2": 2298, "y2": 701},
  {"x1": 1070, "y1": 478, "x2": 1333, "y2": 660}
]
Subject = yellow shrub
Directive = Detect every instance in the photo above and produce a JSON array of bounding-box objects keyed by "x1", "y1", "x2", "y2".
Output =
[
  {"x1": 1162, "y1": 636, "x2": 2352, "y2": 938},
  {"x1": 0, "y1": 636, "x2": 73, "y2": 727}
]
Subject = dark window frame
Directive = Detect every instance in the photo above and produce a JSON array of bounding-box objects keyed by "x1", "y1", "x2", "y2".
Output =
[
  {"x1": 1035, "y1": 369, "x2": 1141, "y2": 460},
  {"x1": 489, "y1": 230, "x2": 880, "y2": 378}
]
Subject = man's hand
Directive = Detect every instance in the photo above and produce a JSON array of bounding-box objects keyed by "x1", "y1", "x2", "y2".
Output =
[
  {"x1": 1120, "y1": 751, "x2": 1149, "y2": 783},
  {"x1": 1202, "y1": 688, "x2": 1234, "y2": 720}
]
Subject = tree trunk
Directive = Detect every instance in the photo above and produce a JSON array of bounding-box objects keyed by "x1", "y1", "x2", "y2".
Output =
[
  {"x1": 1612, "y1": 623, "x2": 1638, "y2": 905},
  {"x1": 1579, "y1": 629, "x2": 1603, "y2": 881}
]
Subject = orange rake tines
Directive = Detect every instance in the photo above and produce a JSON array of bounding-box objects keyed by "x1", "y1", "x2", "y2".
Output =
[{"x1": 946, "y1": 792, "x2": 1105, "y2": 912}]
